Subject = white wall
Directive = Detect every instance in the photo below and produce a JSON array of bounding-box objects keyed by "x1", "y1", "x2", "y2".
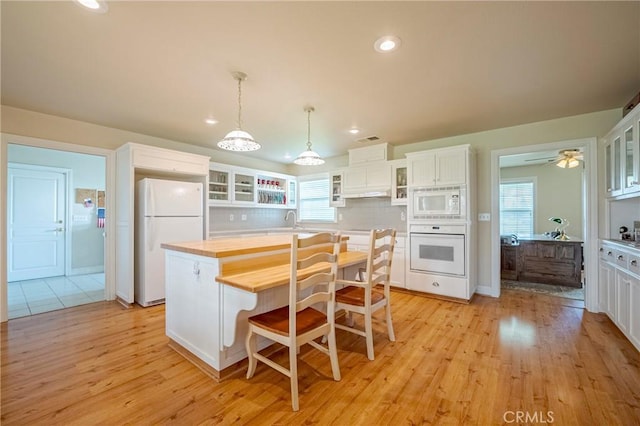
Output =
[
  {"x1": 8, "y1": 144, "x2": 106, "y2": 273},
  {"x1": 500, "y1": 162, "x2": 583, "y2": 239}
]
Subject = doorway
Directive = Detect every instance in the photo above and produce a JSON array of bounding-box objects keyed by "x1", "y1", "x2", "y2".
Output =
[
  {"x1": 490, "y1": 137, "x2": 599, "y2": 312},
  {"x1": 2, "y1": 135, "x2": 114, "y2": 321}
]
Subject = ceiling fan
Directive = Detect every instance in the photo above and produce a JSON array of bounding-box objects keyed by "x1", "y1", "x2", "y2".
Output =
[{"x1": 524, "y1": 149, "x2": 584, "y2": 168}]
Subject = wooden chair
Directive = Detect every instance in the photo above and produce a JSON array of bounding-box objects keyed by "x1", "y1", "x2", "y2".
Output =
[
  {"x1": 245, "y1": 232, "x2": 342, "y2": 411},
  {"x1": 335, "y1": 228, "x2": 396, "y2": 360}
]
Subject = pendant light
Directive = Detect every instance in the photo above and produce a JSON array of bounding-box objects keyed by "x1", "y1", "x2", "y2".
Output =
[
  {"x1": 217, "y1": 71, "x2": 261, "y2": 152},
  {"x1": 294, "y1": 106, "x2": 324, "y2": 166}
]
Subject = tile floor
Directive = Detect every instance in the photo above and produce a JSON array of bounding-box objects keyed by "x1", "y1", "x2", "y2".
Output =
[{"x1": 8, "y1": 273, "x2": 105, "y2": 319}]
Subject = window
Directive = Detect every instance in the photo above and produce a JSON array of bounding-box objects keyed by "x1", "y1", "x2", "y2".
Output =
[
  {"x1": 500, "y1": 178, "x2": 535, "y2": 237},
  {"x1": 298, "y1": 174, "x2": 336, "y2": 223}
]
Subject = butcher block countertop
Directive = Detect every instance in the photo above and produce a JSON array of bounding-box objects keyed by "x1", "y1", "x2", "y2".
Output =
[{"x1": 161, "y1": 233, "x2": 348, "y2": 259}]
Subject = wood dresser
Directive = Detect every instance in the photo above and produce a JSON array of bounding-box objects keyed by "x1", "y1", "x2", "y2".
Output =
[{"x1": 501, "y1": 237, "x2": 583, "y2": 287}]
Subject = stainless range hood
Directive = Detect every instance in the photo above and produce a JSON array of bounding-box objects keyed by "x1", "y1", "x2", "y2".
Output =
[{"x1": 341, "y1": 190, "x2": 391, "y2": 199}]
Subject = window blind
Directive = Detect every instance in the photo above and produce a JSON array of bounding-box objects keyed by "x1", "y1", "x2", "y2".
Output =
[
  {"x1": 500, "y1": 180, "x2": 534, "y2": 237},
  {"x1": 298, "y1": 177, "x2": 336, "y2": 222}
]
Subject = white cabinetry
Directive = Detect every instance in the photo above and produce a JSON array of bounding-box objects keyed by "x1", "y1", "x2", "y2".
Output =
[
  {"x1": 604, "y1": 103, "x2": 640, "y2": 197},
  {"x1": 344, "y1": 233, "x2": 405, "y2": 288},
  {"x1": 391, "y1": 159, "x2": 408, "y2": 205},
  {"x1": 116, "y1": 142, "x2": 209, "y2": 304},
  {"x1": 598, "y1": 240, "x2": 640, "y2": 351},
  {"x1": 209, "y1": 162, "x2": 296, "y2": 208},
  {"x1": 406, "y1": 145, "x2": 468, "y2": 187},
  {"x1": 343, "y1": 162, "x2": 392, "y2": 194},
  {"x1": 329, "y1": 170, "x2": 345, "y2": 207},
  {"x1": 348, "y1": 143, "x2": 391, "y2": 165}
]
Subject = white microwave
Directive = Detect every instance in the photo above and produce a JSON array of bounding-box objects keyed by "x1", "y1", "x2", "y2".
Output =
[{"x1": 411, "y1": 186, "x2": 465, "y2": 218}]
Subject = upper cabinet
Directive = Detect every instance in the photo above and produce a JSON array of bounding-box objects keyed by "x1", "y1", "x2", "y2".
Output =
[
  {"x1": 343, "y1": 163, "x2": 392, "y2": 194},
  {"x1": 341, "y1": 143, "x2": 392, "y2": 196},
  {"x1": 348, "y1": 143, "x2": 391, "y2": 165},
  {"x1": 209, "y1": 162, "x2": 295, "y2": 208},
  {"x1": 604, "y1": 103, "x2": 640, "y2": 198},
  {"x1": 329, "y1": 170, "x2": 345, "y2": 207},
  {"x1": 407, "y1": 145, "x2": 468, "y2": 187},
  {"x1": 390, "y1": 159, "x2": 408, "y2": 205}
]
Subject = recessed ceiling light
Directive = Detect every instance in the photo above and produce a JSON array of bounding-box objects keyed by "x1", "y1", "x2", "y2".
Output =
[
  {"x1": 74, "y1": 0, "x2": 108, "y2": 13},
  {"x1": 349, "y1": 128, "x2": 360, "y2": 135},
  {"x1": 374, "y1": 36, "x2": 401, "y2": 53},
  {"x1": 204, "y1": 118, "x2": 218, "y2": 125}
]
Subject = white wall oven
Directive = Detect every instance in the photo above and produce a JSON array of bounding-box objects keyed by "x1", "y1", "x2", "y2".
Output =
[
  {"x1": 409, "y1": 224, "x2": 466, "y2": 277},
  {"x1": 410, "y1": 185, "x2": 466, "y2": 220}
]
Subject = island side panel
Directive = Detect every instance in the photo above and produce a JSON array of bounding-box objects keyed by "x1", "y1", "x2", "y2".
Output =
[{"x1": 165, "y1": 250, "x2": 223, "y2": 370}]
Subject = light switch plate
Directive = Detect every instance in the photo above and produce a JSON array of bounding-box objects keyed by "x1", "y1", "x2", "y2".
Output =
[{"x1": 478, "y1": 213, "x2": 491, "y2": 221}]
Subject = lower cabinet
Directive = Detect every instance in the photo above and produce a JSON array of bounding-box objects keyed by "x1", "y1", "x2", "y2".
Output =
[
  {"x1": 599, "y1": 241, "x2": 640, "y2": 352},
  {"x1": 344, "y1": 233, "x2": 406, "y2": 288}
]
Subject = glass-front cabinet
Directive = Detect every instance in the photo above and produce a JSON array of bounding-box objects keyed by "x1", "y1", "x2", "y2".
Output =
[
  {"x1": 209, "y1": 167, "x2": 231, "y2": 203},
  {"x1": 329, "y1": 170, "x2": 345, "y2": 207},
  {"x1": 233, "y1": 172, "x2": 256, "y2": 204},
  {"x1": 605, "y1": 110, "x2": 640, "y2": 198},
  {"x1": 288, "y1": 179, "x2": 297, "y2": 208},
  {"x1": 391, "y1": 159, "x2": 407, "y2": 205},
  {"x1": 208, "y1": 162, "x2": 296, "y2": 208},
  {"x1": 624, "y1": 122, "x2": 640, "y2": 194}
]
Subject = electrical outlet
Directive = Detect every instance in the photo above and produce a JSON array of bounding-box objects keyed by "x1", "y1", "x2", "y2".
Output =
[
  {"x1": 478, "y1": 213, "x2": 491, "y2": 221},
  {"x1": 229, "y1": 214, "x2": 234, "y2": 221},
  {"x1": 241, "y1": 214, "x2": 247, "y2": 221},
  {"x1": 400, "y1": 211, "x2": 406, "y2": 221},
  {"x1": 338, "y1": 213, "x2": 343, "y2": 221}
]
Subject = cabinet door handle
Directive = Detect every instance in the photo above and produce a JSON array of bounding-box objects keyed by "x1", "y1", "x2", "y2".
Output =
[
  {"x1": 599, "y1": 247, "x2": 604, "y2": 252},
  {"x1": 607, "y1": 251, "x2": 613, "y2": 256},
  {"x1": 617, "y1": 255, "x2": 624, "y2": 261},
  {"x1": 432, "y1": 282, "x2": 440, "y2": 287},
  {"x1": 631, "y1": 260, "x2": 638, "y2": 266}
]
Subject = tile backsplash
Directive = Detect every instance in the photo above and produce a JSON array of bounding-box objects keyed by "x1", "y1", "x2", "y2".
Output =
[{"x1": 209, "y1": 197, "x2": 407, "y2": 233}]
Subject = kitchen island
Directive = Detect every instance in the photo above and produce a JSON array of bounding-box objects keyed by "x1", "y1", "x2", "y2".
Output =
[
  {"x1": 161, "y1": 234, "x2": 366, "y2": 380},
  {"x1": 501, "y1": 235, "x2": 583, "y2": 287}
]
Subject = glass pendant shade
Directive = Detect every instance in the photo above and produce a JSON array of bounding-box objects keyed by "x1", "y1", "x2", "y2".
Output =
[
  {"x1": 218, "y1": 71, "x2": 260, "y2": 152},
  {"x1": 294, "y1": 106, "x2": 324, "y2": 165},
  {"x1": 294, "y1": 148, "x2": 324, "y2": 165},
  {"x1": 218, "y1": 129, "x2": 260, "y2": 151},
  {"x1": 567, "y1": 157, "x2": 579, "y2": 168},
  {"x1": 556, "y1": 158, "x2": 568, "y2": 168}
]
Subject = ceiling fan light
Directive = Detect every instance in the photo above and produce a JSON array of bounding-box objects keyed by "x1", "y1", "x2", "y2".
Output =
[
  {"x1": 567, "y1": 157, "x2": 580, "y2": 168},
  {"x1": 556, "y1": 158, "x2": 568, "y2": 168},
  {"x1": 217, "y1": 129, "x2": 261, "y2": 151}
]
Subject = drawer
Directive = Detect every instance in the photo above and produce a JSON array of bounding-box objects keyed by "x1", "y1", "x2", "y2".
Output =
[
  {"x1": 601, "y1": 246, "x2": 615, "y2": 262},
  {"x1": 407, "y1": 272, "x2": 469, "y2": 300},
  {"x1": 615, "y1": 250, "x2": 629, "y2": 269}
]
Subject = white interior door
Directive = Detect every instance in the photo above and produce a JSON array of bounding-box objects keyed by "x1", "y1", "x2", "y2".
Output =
[{"x1": 7, "y1": 164, "x2": 66, "y2": 282}]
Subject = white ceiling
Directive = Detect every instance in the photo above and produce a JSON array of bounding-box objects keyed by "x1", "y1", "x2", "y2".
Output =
[{"x1": 2, "y1": 1, "x2": 639, "y2": 164}]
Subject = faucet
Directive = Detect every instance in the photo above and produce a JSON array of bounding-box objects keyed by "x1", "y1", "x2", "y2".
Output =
[{"x1": 285, "y1": 210, "x2": 298, "y2": 228}]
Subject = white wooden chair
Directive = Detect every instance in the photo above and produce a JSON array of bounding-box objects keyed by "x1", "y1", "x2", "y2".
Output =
[
  {"x1": 335, "y1": 228, "x2": 396, "y2": 360},
  {"x1": 245, "y1": 232, "x2": 342, "y2": 411}
]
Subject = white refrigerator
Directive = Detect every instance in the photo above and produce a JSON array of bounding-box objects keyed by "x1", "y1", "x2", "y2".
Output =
[{"x1": 136, "y1": 178, "x2": 203, "y2": 307}]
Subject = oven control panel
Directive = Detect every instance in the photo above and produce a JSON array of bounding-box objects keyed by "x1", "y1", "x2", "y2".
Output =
[{"x1": 410, "y1": 224, "x2": 466, "y2": 234}]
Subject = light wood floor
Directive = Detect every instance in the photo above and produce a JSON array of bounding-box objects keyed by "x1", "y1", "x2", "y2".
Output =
[{"x1": 2, "y1": 289, "x2": 639, "y2": 425}]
